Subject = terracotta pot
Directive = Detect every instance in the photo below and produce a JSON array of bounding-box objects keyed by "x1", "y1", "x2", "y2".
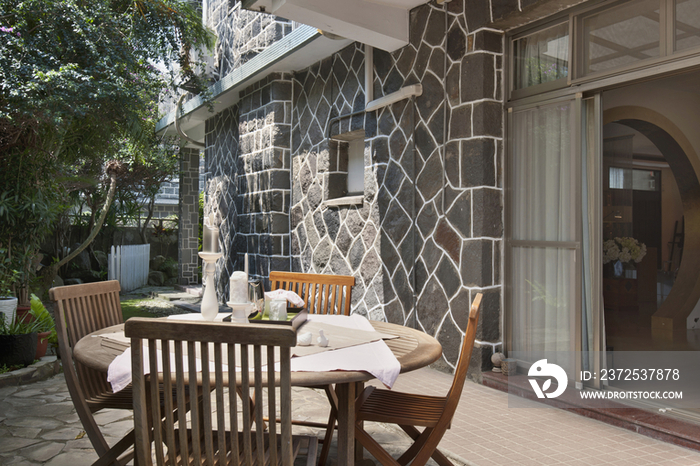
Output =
[
  {"x1": 16, "y1": 306, "x2": 33, "y2": 324},
  {"x1": 35, "y1": 331, "x2": 51, "y2": 359}
]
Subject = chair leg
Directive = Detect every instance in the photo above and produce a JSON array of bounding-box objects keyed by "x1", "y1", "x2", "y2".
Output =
[
  {"x1": 238, "y1": 386, "x2": 265, "y2": 430},
  {"x1": 90, "y1": 430, "x2": 136, "y2": 466},
  {"x1": 399, "y1": 425, "x2": 454, "y2": 466},
  {"x1": 354, "y1": 425, "x2": 400, "y2": 466},
  {"x1": 317, "y1": 385, "x2": 339, "y2": 466},
  {"x1": 305, "y1": 436, "x2": 320, "y2": 466},
  {"x1": 395, "y1": 425, "x2": 431, "y2": 466},
  {"x1": 317, "y1": 407, "x2": 336, "y2": 466}
]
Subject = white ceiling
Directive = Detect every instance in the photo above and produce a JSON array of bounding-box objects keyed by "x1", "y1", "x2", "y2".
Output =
[{"x1": 244, "y1": 0, "x2": 431, "y2": 52}]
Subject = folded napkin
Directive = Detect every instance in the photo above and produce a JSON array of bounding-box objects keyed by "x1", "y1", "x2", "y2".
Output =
[
  {"x1": 265, "y1": 289, "x2": 305, "y2": 307},
  {"x1": 291, "y1": 321, "x2": 397, "y2": 357},
  {"x1": 290, "y1": 314, "x2": 401, "y2": 388}
]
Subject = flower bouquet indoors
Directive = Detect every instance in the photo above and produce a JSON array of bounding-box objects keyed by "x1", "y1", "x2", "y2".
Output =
[{"x1": 603, "y1": 237, "x2": 647, "y2": 278}]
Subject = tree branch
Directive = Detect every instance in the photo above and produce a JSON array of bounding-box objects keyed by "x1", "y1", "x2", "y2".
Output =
[{"x1": 53, "y1": 171, "x2": 118, "y2": 270}]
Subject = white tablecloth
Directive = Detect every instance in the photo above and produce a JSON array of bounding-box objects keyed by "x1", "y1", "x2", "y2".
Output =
[{"x1": 106, "y1": 314, "x2": 400, "y2": 392}]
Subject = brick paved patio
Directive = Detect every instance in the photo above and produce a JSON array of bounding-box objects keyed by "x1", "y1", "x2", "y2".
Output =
[{"x1": 2, "y1": 366, "x2": 700, "y2": 465}]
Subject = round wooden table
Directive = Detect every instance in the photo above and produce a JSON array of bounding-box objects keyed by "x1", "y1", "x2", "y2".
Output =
[{"x1": 74, "y1": 319, "x2": 442, "y2": 466}]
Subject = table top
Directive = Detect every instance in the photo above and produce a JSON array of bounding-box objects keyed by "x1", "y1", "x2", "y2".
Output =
[{"x1": 73, "y1": 318, "x2": 442, "y2": 386}]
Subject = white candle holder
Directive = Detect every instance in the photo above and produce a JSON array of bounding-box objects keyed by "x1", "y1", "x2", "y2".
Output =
[
  {"x1": 199, "y1": 251, "x2": 223, "y2": 321},
  {"x1": 226, "y1": 301, "x2": 253, "y2": 324}
]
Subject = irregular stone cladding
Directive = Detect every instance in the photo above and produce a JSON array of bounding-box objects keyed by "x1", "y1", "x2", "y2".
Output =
[
  {"x1": 205, "y1": 0, "x2": 299, "y2": 79},
  {"x1": 178, "y1": 148, "x2": 202, "y2": 285},
  {"x1": 290, "y1": 1, "x2": 507, "y2": 376},
  {"x1": 201, "y1": 0, "x2": 564, "y2": 377},
  {"x1": 205, "y1": 73, "x2": 293, "y2": 299},
  {"x1": 204, "y1": 104, "x2": 239, "y2": 299}
]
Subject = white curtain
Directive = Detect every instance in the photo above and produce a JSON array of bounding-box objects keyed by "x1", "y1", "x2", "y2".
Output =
[
  {"x1": 514, "y1": 22, "x2": 569, "y2": 90},
  {"x1": 582, "y1": 97, "x2": 606, "y2": 375},
  {"x1": 511, "y1": 100, "x2": 577, "y2": 373}
]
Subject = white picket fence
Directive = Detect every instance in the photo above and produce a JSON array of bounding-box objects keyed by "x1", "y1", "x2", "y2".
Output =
[{"x1": 108, "y1": 244, "x2": 150, "y2": 292}]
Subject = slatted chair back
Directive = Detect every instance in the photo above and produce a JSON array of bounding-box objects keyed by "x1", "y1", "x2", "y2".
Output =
[
  {"x1": 51, "y1": 281, "x2": 124, "y2": 400},
  {"x1": 49, "y1": 280, "x2": 134, "y2": 464},
  {"x1": 269, "y1": 271, "x2": 355, "y2": 316},
  {"x1": 126, "y1": 318, "x2": 315, "y2": 466},
  {"x1": 444, "y1": 292, "x2": 482, "y2": 423},
  {"x1": 268, "y1": 271, "x2": 355, "y2": 465},
  {"x1": 354, "y1": 293, "x2": 482, "y2": 466}
]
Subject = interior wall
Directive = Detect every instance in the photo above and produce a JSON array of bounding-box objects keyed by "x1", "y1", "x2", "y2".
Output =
[
  {"x1": 604, "y1": 78, "x2": 699, "y2": 269},
  {"x1": 603, "y1": 76, "x2": 700, "y2": 174},
  {"x1": 603, "y1": 73, "x2": 700, "y2": 331},
  {"x1": 661, "y1": 167, "x2": 684, "y2": 268}
]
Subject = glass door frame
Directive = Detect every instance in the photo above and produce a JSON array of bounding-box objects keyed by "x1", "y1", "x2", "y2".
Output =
[
  {"x1": 504, "y1": 93, "x2": 584, "y2": 386},
  {"x1": 504, "y1": 0, "x2": 700, "y2": 390}
]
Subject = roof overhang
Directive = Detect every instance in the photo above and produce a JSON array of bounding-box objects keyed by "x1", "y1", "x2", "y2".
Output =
[
  {"x1": 242, "y1": 0, "x2": 429, "y2": 52},
  {"x1": 156, "y1": 25, "x2": 352, "y2": 144}
]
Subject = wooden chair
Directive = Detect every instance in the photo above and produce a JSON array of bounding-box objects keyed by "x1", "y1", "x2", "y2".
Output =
[
  {"x1": 269, "y1": 271, "x2": 355, "y2": 465},
  {"x1": 269, "y1": 271, "x2": 354, "y2": 316},
  {"x1": 50, "y1": 280, "x2": 135, "y2": 466},
  {"x1": 126, "y1": 318, "x2": 319, "y2": 466},
  {"x1": 354, "y1": 293, "x2": 483, "y2": 466}
]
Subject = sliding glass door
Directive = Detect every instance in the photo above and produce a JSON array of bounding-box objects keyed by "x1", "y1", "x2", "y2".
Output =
[
  {"x1": 507, "y1": 96, "x2": 580, "y2": 376},
  {"x1": 507, "y1": 94, "x2": 605, "y2": 382}
]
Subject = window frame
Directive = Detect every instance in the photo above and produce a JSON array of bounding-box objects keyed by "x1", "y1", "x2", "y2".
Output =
[
  {"x1": 507, "y1": 0, "x2": 700, "y2": 101},
  {"x1": 509, "y1": 16, "x2": 573, "y2": 101},
  {"x1": 322, "y1": 129, "x2": 366, "y2": 207}
]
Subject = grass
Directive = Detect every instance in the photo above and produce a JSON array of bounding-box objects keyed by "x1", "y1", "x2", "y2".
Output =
[
  {"x1": 119, "y1": 297, "x2": 189, "y2": 321},
  {"x1": 121, "y1": 299, "x2": 157, "y2": 320},
  {"x1": 0, "y1": 364, "x2": 23, "y2": 374}
]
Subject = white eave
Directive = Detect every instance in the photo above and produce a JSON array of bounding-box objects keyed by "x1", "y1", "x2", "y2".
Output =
[
  {"x1": 156, "y1": 25, "x2": 352, "y2": 143},
  {"x1": 242, "y1": 0, "x2": 428, "y2": 52}
]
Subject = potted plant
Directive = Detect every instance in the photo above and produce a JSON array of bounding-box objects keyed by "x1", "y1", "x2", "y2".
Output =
[
  {"x1": 0, "y1": 311, "x2": 41, "y2": 368},
  {"x1": 29, "y1": 293, "x2": 56, "y2": 358},
  {"x1": 0, "y1": 249, "x2": 19, "y2": 327}
]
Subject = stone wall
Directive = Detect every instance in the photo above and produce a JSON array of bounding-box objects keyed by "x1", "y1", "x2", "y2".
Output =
[
  {"x1": 178, "y1": 148, "x2": 202, "y2": 285},
  {"x1": 235, "y1": 74, "x2": 294, "y2": 280},
  {"x1": 288, "y1": 2, "x2": 505, "y2": 375},
  {"x1": 204, "y1": 104, "x2": 240, "y2": 297},
  {"x1": 205, "y1": 73, "x2": 294, "y2": 298},
  {"x1": 199, "y1": 0, "x2": 582, "y2": 377},
  {"x1": 290, "y1": 44, "x2": 383, "y2": 318},
  {"x1": 206, "y1": 0, "x2": 298, "y2": 79}
]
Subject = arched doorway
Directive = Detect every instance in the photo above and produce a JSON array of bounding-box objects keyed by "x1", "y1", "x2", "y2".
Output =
[{"x1": 603, "y1": 105, "x2": 700, "y2": 349}]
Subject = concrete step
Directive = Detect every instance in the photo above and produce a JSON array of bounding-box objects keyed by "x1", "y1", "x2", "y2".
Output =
[
  {"x1": 153, "y1": 291, "x2": 201, "y2": 302},
  {"x1": 174, "y1": 284, "x2": 203, "y2": 297}
]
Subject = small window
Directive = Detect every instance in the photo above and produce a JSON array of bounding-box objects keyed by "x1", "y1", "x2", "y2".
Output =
[
  {"x1": 512, "y1": 21, "x2": 569, "y2": 91},
  {"x1": 609, "y1": 167, "x2": 660, "y2": 191},
  {"x1": 346, "y1": 138, "x2": 364, "y2": 195},
  {"x1": 325, "y1": 129, "x2": 365, "y2": 205}
]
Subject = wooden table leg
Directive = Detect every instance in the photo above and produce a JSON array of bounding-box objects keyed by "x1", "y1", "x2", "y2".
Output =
[
  {"x1": 335, "y1": 382, "x2": 357, "y2": 466},
  {"x1": 354, "y1": 382, "x2": 364, "y2": 463}
]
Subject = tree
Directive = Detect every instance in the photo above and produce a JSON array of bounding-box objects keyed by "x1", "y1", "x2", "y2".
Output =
[{"x1": 0, "y1": 0, "x2": 215, "y2": 298}]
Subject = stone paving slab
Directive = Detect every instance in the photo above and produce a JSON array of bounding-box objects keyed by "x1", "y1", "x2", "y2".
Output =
[{"x1": 0, "y1": 357, "x2": 62, "y2": 389}]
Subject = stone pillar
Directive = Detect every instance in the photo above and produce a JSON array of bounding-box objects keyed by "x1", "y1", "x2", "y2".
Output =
[
  {"x1": 237, "y1": 73, "x2": 293, "y2": 281},
  {"x1": 456, "y1": 8, "x2": 505, "y2": 377},
  {"x1": 178, "y1": 148, "x2": 201, "y2": 285}
]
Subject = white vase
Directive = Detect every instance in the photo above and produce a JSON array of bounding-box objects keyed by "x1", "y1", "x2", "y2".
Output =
[{"x1": 0, "y1": 297, "x2": 18, "y2": 326}]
